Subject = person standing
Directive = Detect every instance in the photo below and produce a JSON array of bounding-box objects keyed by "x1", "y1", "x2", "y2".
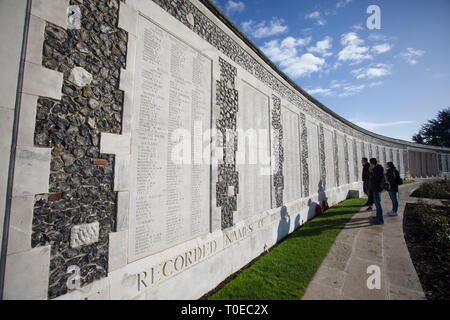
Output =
[
  {"x1": 369, "y1": 158, "x2": 384, "y2": 224},
  {"x1": 385, "y1": 162, "x2": 400, "y2": 216},
  {"x1": 362, "y1": 157, "x2": 374, "y2": 210}
]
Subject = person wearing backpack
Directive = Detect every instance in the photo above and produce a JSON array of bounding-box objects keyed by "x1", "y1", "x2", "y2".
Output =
[
  {"x1": 385, "y1": 162, "x2": 402, "y2": 216},
  {"x1": 369, "y1": 158, "x2": 384, "y2": 224}
]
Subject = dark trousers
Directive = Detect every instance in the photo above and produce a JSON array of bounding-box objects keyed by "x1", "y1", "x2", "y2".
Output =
[{"x1": 364, "y1": 181, "x2": 374, "y2": 206}]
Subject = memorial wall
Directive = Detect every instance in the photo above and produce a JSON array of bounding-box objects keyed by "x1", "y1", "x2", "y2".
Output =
[{"x1": 1, "y1": 0, "x2": 450, "y2": 300}]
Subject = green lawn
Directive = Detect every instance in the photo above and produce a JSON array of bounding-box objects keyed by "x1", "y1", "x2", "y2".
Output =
[{"x1": 208, "y1": 198, "x2": 367, "y2": 300}]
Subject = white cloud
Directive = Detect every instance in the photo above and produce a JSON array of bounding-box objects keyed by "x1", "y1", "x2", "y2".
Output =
[
  {"x1": 352, "y1": 63, "x2": 392, "y2": 79},
  {"x1": 241, "y1": 17, "x2": 288, "y2": 39},
  {"x1": 304, "y1": 11, "x2": 326, "y2": 26},
  {"x1": 368, "y1": 33, "x2": 386, "y2": 42},
  {"x1": 369, "y1": 81, "x2": 383, "y2": 87},
  {"x1": 307, "y1": 36, "x2": 333, "y2": 57},
  {"x1": 352, "y1": 23, "x2": 363, "y2": 30},
  {"x1": 262, "y1": 37, "x2": 325, "y2": 78},
  {"x1": 225, "y1": 0, "x2": 245, "y2": 15},
  {"x1": 339, "y1": 84, "x2": 365, "y2": 97},
  {"x1": 372, "y1": 43, "x2": 392, "y2": 54},
  {"x1": 352, "y1": 120, "x2": 416, "y2": 131},
  {"x1": 336, "y1": 0, "x2": 353, "y2": 8},
  {"x1": 307, "y1": 87, "x2": 333, "y2": 96},
  {"x1": 398, "y1": 48, "x2": 425, "y2": 65},
  {"x1": 306, "y1": 80, "x2": 367, "y2": 97},
  {"x1": 338, "y1": 32, "x2": 372, "y2": 63}
]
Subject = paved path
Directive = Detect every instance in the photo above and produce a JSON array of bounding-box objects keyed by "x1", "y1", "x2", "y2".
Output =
[{"x1": 302, "y1": 181, "x2": 426, "y2": 300}]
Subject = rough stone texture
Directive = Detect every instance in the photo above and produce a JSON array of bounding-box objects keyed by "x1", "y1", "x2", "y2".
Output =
[
  {"x1": 31, "y1": 0, "x2": 127, "y2": 299},
  {"x1": 216, "y1": 58, "x2": 238, "y2": 229},
  {"x1": 299, "y1": 113, "x2": 309, "y2": 197},
  {"x1": 70, "y1": 221, "x2": 100, "y2": 248},
  {"x1": 68, "y1": 66, "x2": 92, "y2": 87},
  {"x1": 271, "y1": 95, "x2": 284, "y2": 207}
]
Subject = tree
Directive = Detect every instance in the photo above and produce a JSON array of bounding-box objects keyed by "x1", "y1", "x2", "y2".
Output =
[{"x1": 412, "y1": 108, "x2": 450, "y2": 147}]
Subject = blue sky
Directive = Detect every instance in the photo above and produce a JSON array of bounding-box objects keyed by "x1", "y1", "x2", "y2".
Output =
[{"x1": 212, "y1": 0, "x2": 450, "y2": 142}]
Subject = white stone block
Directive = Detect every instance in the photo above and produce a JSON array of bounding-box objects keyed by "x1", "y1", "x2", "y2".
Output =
[
  {"x1": 68, "y1": 66, "x2": 92, "y2": 87},
  {"x1": 54, "y1": 277, "x2": 110, "y2": 300},
  {"x1": 12, "y1": 146, "x2": 51, "y2": 197},
  {"x1": 17, "y1": 93, "x2": 38, "y2": 147},
  {"x1": 31, "y1": 0, "x2": 69, "y2": 28},
  {"x1": 109, "y1": 230, "x2": 128, "y2": 272},
  {"x1": 114, "y1": 154, "x2": 130, "y2": 191},
  {"x1": 4, "y1": 246, "x2": 51, "y2": 300},
  {"x1": 125, "y1": 33, "x2": 137, "y2": 73},
  {"x1": 67, "y1": 5, "x2": 81, "y2": 29},
  {"x1": 116, "y1": 191, "x2": 129, "y2": 231},
  {"x1": 26, "y1": 14, "x2": 45, "y2": 65},
  {"x1": 0, "y1": 106, "x2": 14, "y2": 147},
  {"x1": 0, "y1": 0, "x2": 27, "y2": 109},
  {"x1": 70, "y1": 221, "x2": 100, "y2": 248},
  {"x1": 100, "y1": 132, "x2": 131, "y2": 155},
  {"x1": 7, "y1": 195, "x2": 34, "y2": 254},
  {"x1": 118, "y1": 2, "x2": 137, "y2": 36},
  {"x1": 22, "y1": 61, "x2": 63, "y2": 100}
]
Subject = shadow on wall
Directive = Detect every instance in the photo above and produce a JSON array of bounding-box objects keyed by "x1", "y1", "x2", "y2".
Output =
[
  {"x1": 277, "y1": 181, "x2": 329, "y2": 242},
  {"x1": 277, "y1": 205, "x2": 291, "y2": 242},
  {"x1": 307, "y1": 180, "x2": 328, "y2": 220}
]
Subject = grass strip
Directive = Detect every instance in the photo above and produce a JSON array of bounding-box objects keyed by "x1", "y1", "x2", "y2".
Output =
[{"x1": 208, "y1": 198, "x2": 367, "y2": 300}]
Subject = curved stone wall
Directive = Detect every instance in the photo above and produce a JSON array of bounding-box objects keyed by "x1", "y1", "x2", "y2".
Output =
[{"x1": 1, "y1": 0, "x2": 449, "y2": 300}]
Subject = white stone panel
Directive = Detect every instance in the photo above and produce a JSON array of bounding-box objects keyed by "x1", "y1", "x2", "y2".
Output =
[
  {"x1": 236, "y1": 81, "x2": 271, "y2": 222},
  {"x1": 100, "y1": 132, "x2": 131, "y2": 155},
  {"x1": 17, "y1": 93, "x2": 38, "y2": 147},
  {"x1": 22, "y1": 62, "x2": 63, "y2": 100},
  {"x1": 7, "y1": 195, "x2": 34, "y2": 254},
  {"x1": 31, "y1": 0, "x2": 69, "y2": 28},
  {"x1": 128, "y1": 15, "x2": 211, "y2": 261},
  {"x1": 117, "y1": 191, "x2": 130, "y2": 231},
  {"x1": 109, "y1": 230, "x2": 128, "y2": 272},
  {"x1": 12, "y1": 146, "x2": 51, "y2": 197},
  {"x1": 26, "y1": 14, "x2": 45, "y2": 65},
  {"x1": 0, "y1": 0, "x2": 27, "y2": 108},
  {"x1": 323, "y1": 128, "x2": 335, "y2": 189},
  {"x1": 347, "y1": 137, "x2": 355, "y2": 183},
  {"x1": 4, "y1": 246, "x2": 51, "y2": 300},
  {"x1": 281, "y1": 106, "x2": 301, "y2": 203},
  {"x1": 356, "y1": 140, "x2": 362, "y2": 181},
  {"x1": 336, "y1": 133, "x2": 346, "y2": 185},
  {"x1": 306, "y1": 120, "x2": 320, "y2": 196}
]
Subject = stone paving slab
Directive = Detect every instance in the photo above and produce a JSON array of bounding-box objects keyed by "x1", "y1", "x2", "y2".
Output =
[{"x1": 302, "y1": 181, "x2": 427, "y2": 300}]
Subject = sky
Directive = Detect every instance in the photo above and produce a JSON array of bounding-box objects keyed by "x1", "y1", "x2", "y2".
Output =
[{"x1": 212, "y1": 0, "x2": 450, "y2": 142}]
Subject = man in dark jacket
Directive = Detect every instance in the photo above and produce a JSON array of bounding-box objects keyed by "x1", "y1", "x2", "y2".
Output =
[
  {"x1": 369, "y1": 158, "x2": 384, "y2": 224},
  {"x1": 362, "y1": 157, "x2": 373, "y2": 210},
  {"x1": 385, "y1": 162, "x2": 400, "y2": 216}
]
